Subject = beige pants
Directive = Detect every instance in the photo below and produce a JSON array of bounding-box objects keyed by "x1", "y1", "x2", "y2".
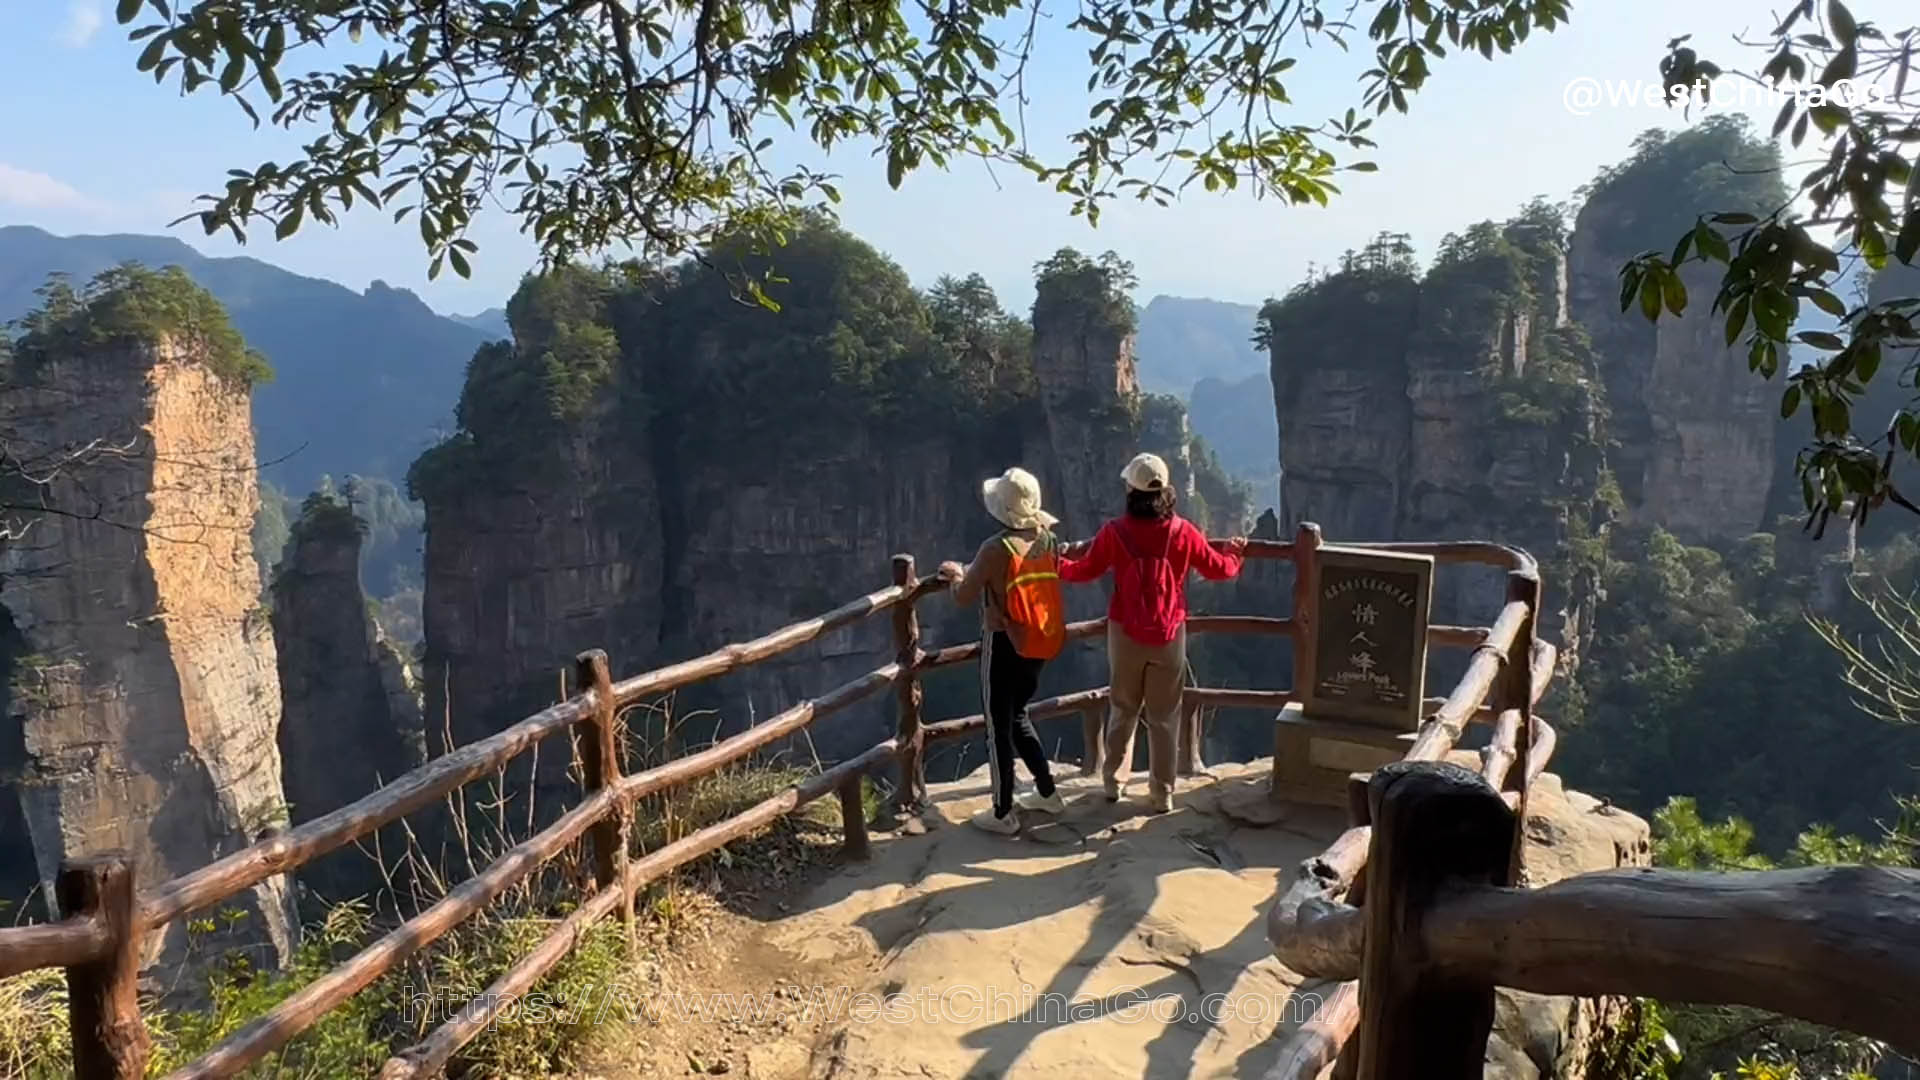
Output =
[{"x1": 1103, "y1": 623, "x2": 1186, "y2": 797}]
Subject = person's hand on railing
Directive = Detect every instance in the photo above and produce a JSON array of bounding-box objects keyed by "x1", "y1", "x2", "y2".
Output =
[
  {"x1": 936, "y1": 560, "x2": 965, "y2": 585},
  {"x1": 1221, "y1": 536, "x2": 1248, "y2": 555}
]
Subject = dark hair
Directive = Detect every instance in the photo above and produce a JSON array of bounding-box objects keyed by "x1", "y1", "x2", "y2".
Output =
[{"x1": 1125, "y1": 486, "x2": 1176, "y2": 520}]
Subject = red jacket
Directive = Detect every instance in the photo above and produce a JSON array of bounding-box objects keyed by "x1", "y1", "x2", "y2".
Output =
[{"x1": 1060, "y1": 514, "x2": 1244, "y2": 644}]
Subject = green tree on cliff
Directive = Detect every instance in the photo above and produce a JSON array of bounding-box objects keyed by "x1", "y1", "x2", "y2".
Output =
[
  {"x1": 1618, "y1": 4, "x2": 1920, "y2": 533},
  {"x1": 1, "y1": 265, "x2": 272, "y2": 545}
]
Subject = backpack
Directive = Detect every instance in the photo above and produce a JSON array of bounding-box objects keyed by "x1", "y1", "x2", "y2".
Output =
[
  {"x1": 1112, "y1": 519, "x2": 1184, "y2": 644},
  {"x1": 999, "y1": 529, "x2": 1066, "y2": 660}
]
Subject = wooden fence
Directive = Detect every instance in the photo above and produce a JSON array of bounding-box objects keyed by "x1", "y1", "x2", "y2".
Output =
[{"x1": 1, "y1": 523, "x2": 1915, "y2": 1080}]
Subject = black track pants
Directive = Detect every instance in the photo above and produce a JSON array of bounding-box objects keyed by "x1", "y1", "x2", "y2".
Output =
[{"x1": 979, "y1": 631, "x2": 1057, "y2": 817}]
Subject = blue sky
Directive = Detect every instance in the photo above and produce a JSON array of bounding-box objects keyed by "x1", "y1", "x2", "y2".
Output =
[{"x1": 1, "y1": 0, "x2": 1901, "y2": 317}]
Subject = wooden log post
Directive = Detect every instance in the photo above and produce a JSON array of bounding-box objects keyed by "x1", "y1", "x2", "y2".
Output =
[
  {"x1": 1355, "y1": 761, "x2": 1513, "y2": 1080},
  {"x1": 58, "y1": 855, "x2": 148, "y2": 1080},
  {"x1": 1276, "y1": 522, "x2": 1322, "y2": 801},
  {"x1": 892, "y1": 555, "x2": 927, "y2": 810},
  {"x1": 572, "y1": 650, "x2": 632, "y2": 948},
  {"x1": 573, "y1": 651, "x2": 622, "y2": 887},
  {"x1": 1501, "y1": 572, "x2": 1540, "y2": 886},
  {"x1": 838, "y1": 774, "x2": 871, "y2": 859}
]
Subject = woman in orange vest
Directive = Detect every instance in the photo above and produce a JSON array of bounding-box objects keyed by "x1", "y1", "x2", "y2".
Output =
[{"x1": 940, "y1": 467, "x2": 1069, "y2": 834}]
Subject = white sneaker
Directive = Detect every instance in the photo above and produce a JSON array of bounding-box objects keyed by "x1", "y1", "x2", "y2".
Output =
[
  {"x1": 1017, "y1": 790, "x2": 1067, "y2": 815},
  {"x1": 1103, "y1": 779, "x2": 1124, "y2": 803},
  {"x1": 1148, "y1": 789, "x2": 1173, "y2": 814},
  {"x1": 970, "y1": 808, "x2": 1020, "y2": 835}
]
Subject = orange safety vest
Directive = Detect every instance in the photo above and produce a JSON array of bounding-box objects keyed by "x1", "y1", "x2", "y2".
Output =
[{"x1": 999, "y1": 529, "x2": 1066, "y2": 660}]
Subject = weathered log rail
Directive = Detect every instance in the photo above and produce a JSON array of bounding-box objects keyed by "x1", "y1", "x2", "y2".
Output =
[{"x1": 3, "y1": 523, "x2": 1913, "y2": 1079}]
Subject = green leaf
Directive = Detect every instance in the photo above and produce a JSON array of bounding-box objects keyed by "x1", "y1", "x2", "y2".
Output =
[
  {"x1": 1781, "y1": 384, "x2": 1802, "y2": 419},
  {"x1": 1828, "y1": 0, "x2": 1857, "y2": 44},
  {"x1": 1639, "y1": 274, "x2": 1663, "y2": 321},
  {"x1": 448, "y1": 247, "x2": 471, "y2": 279},
  {"x1": 1795, "y1": 330, "x2": 1846, "y2": 350},
  {"x1": 1670, "y1": 230, "x2": 1694, "y2": 265},
  {"x1": 1725, "y1": 294, "x2": 1751, "y2": 347},
  {"x1": 1857, "y1": 343, "x2": 1881, "y2": 383},
  {"x1": 1897, "y1": 412, "x2": 1920, "y2": 451},
  {"x1": 136, "y1": 34, "x2": 168, "y2": 73},
  {"x1": 1660, "y1": 269, "x2": 1687, "y2": 315},
  {"x1": 116, "y1": 0, "x2": 142, "y2": 23},
  {"x1": 1696, "y1": 226, "x2": 1730, "y2": 263},
  {"x1": 1770, "y1": 100, "x2": 1796, "y2": 139},
  {"x1": 1896, "y1": 212, "x2": 1920, "y2": 267},
  {"x1": 273, "y1": 203, "x2": 303, "y2": 240},
  {"x1": 1816, "y1": 396, "x2": 1850, "y2": 437},
  {"x1": 1619, "y1": 266, "x2": 1642, "y2": 313},
  {"x1": 1808, "y1": 289, "x2": 1847, "y2": 318}
]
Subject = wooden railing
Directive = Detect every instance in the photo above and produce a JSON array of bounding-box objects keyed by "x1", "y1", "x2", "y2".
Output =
[{"x1": 3, "y1": 522, "x2": 1914, "y2": 1079}]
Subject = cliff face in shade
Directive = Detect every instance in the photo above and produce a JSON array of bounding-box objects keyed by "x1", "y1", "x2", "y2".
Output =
[
  {"x1": 270, "y1": 499, "x2": 425, "y2": 903},
  {"x1": 1267, "y1": 221, "x2": 1611, "y2": 667},
  {"x1": 0, "y1": 338, "x2": 296, "y2": 968},
  {"x1": 1028, "y1": 264, "x2": 1143, "y2": 550},
  {"x1": 1568, "y1": 218, "x2": 1775, "y2": 544},
  {"x1": 419, "y1": 401, "x2": 666, "y2": 812},
  {"x1": 1270, "y1": 270, "x2": 1419, "y2": 542},
  {"x1": 1561, "y1": 117, "x2": 1786, "y2": 545}
]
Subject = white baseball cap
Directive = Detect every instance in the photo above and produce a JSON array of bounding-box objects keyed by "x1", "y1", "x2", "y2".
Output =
[{"x1": 1121, "y1": 452, "x2": 1170, "y2": 492}]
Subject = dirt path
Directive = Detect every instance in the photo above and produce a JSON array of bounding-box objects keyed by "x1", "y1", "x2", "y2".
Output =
[
  {"x1": 571, "y1": 761, "x2": 1340, "y2": 1079},
  {"x1": 570, "y1": 758, "x2": 1644, "y2": 1080}
]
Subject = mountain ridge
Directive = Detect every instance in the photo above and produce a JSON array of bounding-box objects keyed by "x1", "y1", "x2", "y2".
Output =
[{"x1": 0, "y1": 225, "x2": 488, "y2": 497}]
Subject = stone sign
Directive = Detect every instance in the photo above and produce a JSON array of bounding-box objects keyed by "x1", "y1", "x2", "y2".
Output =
[{"x1": 1302, "y1": 545, "x2": 1434, "y2": 731}]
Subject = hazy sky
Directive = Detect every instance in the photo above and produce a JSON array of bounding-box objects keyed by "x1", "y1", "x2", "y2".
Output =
[{"x1": 0, "y1": 1, "x2": 1901, "y2": 317}]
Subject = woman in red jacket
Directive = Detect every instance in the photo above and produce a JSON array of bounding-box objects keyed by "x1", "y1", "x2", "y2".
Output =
[{"x1": 1059, "y1": 453, "x2": 1246, "y2": 813}]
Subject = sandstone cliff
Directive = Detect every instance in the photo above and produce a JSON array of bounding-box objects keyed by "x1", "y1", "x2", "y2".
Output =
[
  {"x1": 270, "y1": 492, "x2": 426, "y2": 903},
  {"x1": 412, "y1": 229, "x2": 1176, "y2": 811},
  {"x1": 1267, "y1": 216, "x2": 1611, "y2": 660},
  {"x1": 1564, "y1": 118, "x2": 1787, "y2": 545},
  {"x1": 0, "y1": 267, "x2": 295, "y2": 967},
  {"x1": 1263, "y1": 122, "x2": 1790, "y2": 686},
  {"x1": 1568, "y1": 222, "x2": 1775, "y2": 545},
  {"x1": 1029, "y1": 249, "x2": 1143, "y2": 546}
]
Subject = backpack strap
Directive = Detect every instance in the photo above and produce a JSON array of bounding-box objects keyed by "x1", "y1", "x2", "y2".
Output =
[{"x1": 999, "y1": 527, "x2": 1055, "y2": 559}]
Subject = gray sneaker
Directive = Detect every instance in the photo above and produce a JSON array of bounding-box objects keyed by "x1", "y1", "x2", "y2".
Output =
[
  {"x1": 970, "y1": 808, "x2": 1019, "y2": 835},
  {"x1": 1017, "y1": 790, "x2": 1067, "y2": 815}
]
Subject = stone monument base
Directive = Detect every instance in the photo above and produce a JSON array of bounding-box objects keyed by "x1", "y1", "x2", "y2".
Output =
[{"x1": 1270, "y1": 703, "x2": 1417, "y2": 807}]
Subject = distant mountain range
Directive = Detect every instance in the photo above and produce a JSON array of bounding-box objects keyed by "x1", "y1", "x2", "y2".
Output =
[
  {"x1": 1133, "y1": 295, "x2": 1266, "y2": 399},
  {"x1": 0, "y1": 225, "x2": 489, "y2": 498},
  {"x1": 450, "y1": 306, "x2": 510, "y2": 340}
]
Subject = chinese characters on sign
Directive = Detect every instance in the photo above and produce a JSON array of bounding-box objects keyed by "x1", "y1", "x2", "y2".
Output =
[{"x1": 1306, "y1": 547, "x2": 1434, "y2": 731}]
